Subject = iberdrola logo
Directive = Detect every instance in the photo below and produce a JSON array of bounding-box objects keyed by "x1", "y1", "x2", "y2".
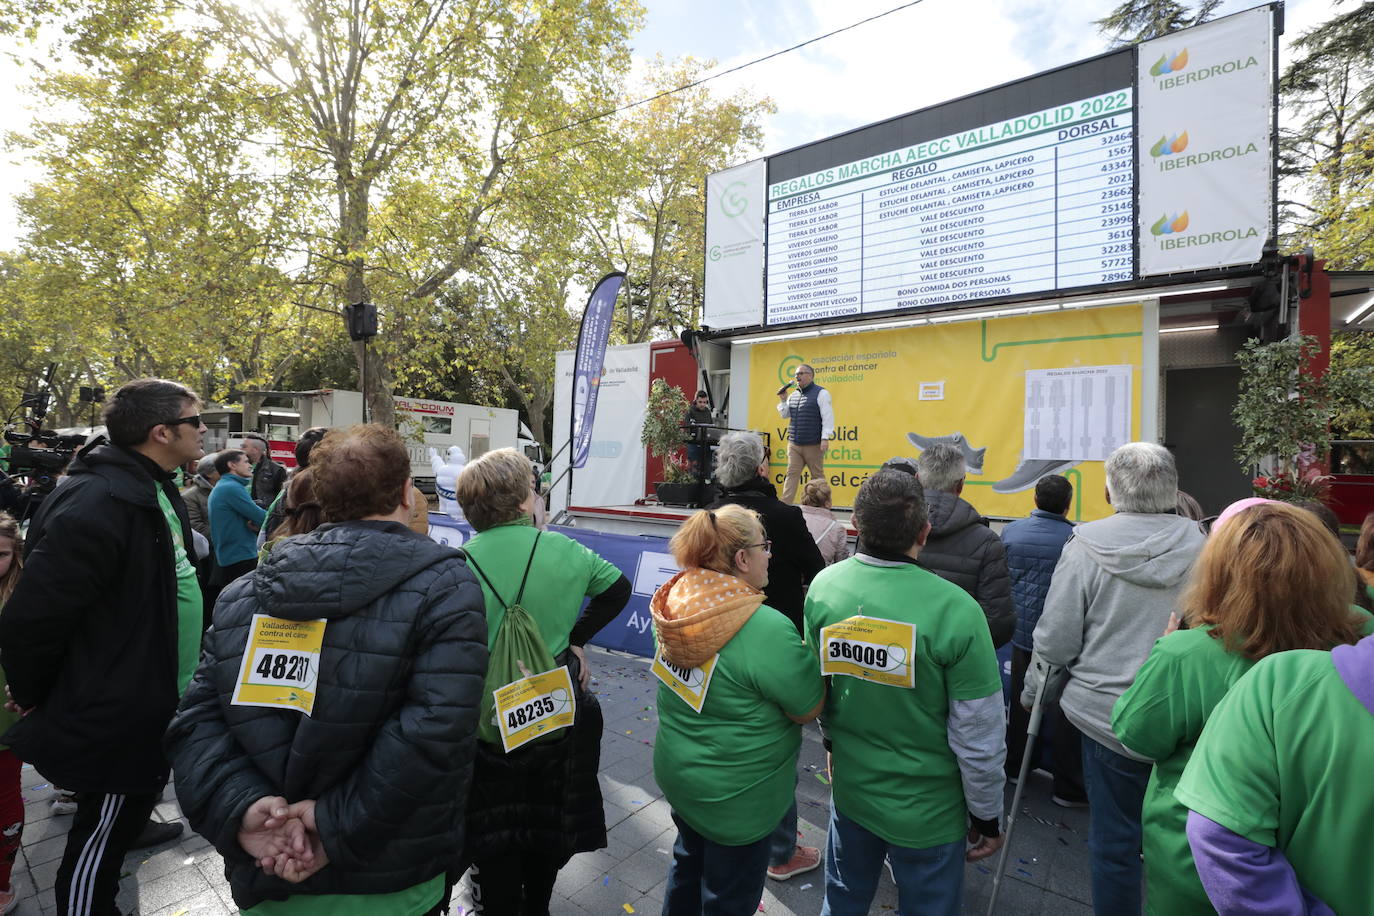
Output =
[
  {"x1": 1149, "y1": 131, "x2": 1189, "y2": 157},
  {"x1": 1150, "y1": 212, "x2": 1191, "y2": 236},
  {"x1": 1149, "y1": 49, "x2": 1189, "y2": 77}
]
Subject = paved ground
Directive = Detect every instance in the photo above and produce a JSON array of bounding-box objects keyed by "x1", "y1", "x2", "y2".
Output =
[{"x1": 9, "y1": 646, "x2": 1093, "y2": 915}]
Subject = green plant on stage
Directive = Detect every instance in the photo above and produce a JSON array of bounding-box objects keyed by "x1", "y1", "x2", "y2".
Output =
[
  {"x1": 1234, "y1": 334, "x2": 1374, "y2": 500},
  {"x1": 641, "y1": 378, "x2": 692, "y2": 481},
  {"x1": 661, "y1": 451, "x2": 697, "y2": 485}
]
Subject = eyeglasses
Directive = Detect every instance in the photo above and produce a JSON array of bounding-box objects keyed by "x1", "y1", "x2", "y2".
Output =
[
  {"x1": 161, "y1": 414, "x2": 202, "y2": 429},
  {"x1": 744, "y1": 539, "x2": 773, "y2": 555}
]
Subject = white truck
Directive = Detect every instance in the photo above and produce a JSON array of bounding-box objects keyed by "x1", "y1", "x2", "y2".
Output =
[{"x1": 204, "y1": 389, "x2": 545, "y2": 490}]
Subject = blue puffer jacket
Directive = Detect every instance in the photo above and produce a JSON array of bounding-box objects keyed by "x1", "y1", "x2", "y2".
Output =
[{"x1": 1002, "y1": 509, "x2": 1075, "y2": 651}]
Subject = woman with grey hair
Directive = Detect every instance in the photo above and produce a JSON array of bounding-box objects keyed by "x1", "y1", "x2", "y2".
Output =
[{"x1": 706, "y1": 431, "x2": 827, "y2": 881}]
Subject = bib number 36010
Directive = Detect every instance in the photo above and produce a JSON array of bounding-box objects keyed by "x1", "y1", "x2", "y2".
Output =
[
  {"x1": 820, "y1": 616, "x2": 916, "y2": 688},
  {"x1": 493, "y1": 667, "x2": 576, "y2": 752}
]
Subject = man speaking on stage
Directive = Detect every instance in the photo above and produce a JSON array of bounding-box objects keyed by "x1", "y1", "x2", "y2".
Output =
[{"x1": 776, "y1": 363, "x2": 835, "y2": 504}]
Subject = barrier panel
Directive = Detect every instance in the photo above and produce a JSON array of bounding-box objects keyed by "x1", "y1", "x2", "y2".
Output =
[{"x1": 427, "y1": 513, "x2": 670, "y2": 657}]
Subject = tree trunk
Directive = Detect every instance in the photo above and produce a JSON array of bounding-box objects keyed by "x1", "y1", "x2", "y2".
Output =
[{"x1": 339, "y1": 177, "x2": 396, "y2": 428}]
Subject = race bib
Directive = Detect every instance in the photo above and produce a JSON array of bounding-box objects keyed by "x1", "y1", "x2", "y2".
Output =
[
  {"x1": 820, "y1": 616, "x2": 916, "y2": 688},
  {"x1": 493, "y1": 667, "x2": 576, "y2": 752},
  {"x1": 651, "y1": 648, "x2": 719, "y2": 712},
  {"x1": 231, "y1": 614, "x2": 326, "y2": 715}
]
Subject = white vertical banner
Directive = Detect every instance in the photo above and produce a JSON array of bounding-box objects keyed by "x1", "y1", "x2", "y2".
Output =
[
  {"x1": 1137, "y1": 6, "x2": 1273, "y2": 275},
  {"x1": 551, "y1": 343, "x2": 650, "y2": 515},
  {"x1": 703, "y1": 159, "x2": 766, "y2": 330}
]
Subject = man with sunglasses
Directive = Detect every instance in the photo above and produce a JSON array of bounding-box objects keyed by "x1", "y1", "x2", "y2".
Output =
[{"x1": 0, "y1": 378, "x2": 209, "y2": 916}]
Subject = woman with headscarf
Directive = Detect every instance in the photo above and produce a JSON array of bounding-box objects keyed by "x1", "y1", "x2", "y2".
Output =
[{"x1": 651, "y1": 503, "x2": 825, "y2": 913}]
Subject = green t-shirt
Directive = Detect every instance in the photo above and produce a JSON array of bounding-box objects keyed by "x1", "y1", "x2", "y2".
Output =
[
  {"x1": 803, "y1": 557, "x2": 1002, "y2": 848},
  {"x1": 1174, "y1": 645, "x2": 1374, "y2": 915},
  {"x1": 462, "y1": 519, "x2": 621, "y2": 656},
  {"x1": 1115, "y1": 613, "x2": 1374, "y2": 915},
  {"x1": 241, "y1": 873, "x2": 444, "y2": 916},
  {"x1": 653, "y1": 605, "x2": 824, "y2": 846},
  {"x1": 155, "y1": 485, "x2": 203, "y2": 693}
]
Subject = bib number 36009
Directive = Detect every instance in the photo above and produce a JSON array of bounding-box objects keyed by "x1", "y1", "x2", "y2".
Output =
[
  {"x1": 492, "y1": 667, "x2": 576, "y2": 752},
  {"x1": 820, "y1": 616, "x2": 916, "y2": 688}
]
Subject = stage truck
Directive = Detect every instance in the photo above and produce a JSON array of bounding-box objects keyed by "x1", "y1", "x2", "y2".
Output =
[{"x1": 514, "y1": 7, "x2": 1371, "y2": 667}]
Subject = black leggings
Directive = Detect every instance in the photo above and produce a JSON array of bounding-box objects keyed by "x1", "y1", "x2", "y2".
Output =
[{"x1": 469, "y1": 853, "x2": 566, "y2": 916}]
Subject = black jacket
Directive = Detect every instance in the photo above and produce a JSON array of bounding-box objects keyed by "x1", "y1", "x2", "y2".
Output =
[
  {"x1": 165, "y1": 521, "x2": 488, "y2": 909},
  {"x1": 709, "y1": 477, "x2": 825, "y2": 630},
  {"x1": 916, "y1": 490, "x2": 1014, "y2": 647},
  {"x1": 250, "y1": 455, "x2": 287, "y2": 513},
  {"x1": 251, "y1": 455, "x2": 287, "y2": 508},
  {"x1": 0, "y1": 442, "x2": 192, "y2": 794}
]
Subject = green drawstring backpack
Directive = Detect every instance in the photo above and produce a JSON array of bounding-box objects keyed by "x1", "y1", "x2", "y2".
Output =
[{"x1": 466, "y1": 534, "x2": 574, "y2": 750}]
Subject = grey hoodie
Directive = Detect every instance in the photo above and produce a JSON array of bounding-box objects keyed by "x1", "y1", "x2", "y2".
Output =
[{"x1": 1024, "y1": 511, "x2": 1205, "y2": 760}]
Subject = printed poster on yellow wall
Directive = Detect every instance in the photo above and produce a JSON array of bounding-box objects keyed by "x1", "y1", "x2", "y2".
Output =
[{"x1": 748, "y1": 304, "x2": 1146, "y2": 520}]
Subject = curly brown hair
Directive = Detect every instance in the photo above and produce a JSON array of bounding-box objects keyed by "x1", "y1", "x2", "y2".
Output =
[
  {"x1": 308, "y1": 425, "x2": 411, "y2": 522},
  {"x1": 1182, "y1": 502, "x2": 1363, "y2": 660}
]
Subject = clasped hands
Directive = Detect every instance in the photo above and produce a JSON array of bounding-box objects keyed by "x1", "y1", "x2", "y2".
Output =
[{"x1": 238, "y1": 796, "x2": 329, "y2": 883}]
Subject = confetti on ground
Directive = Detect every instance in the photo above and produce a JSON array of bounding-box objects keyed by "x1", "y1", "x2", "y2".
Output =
[
  {"x1": 1017, "y1": 868, "x2": 1033, "y2": 877},
  {"x1": 171, "y1": 910, "x2": 189, "y2": 916},
  {"x1": 656, "y1": 848, "x2": 668, "y2": 855},
  {"x1": 975, "y1": 865, "x2": 991, "y2": 874},
  {"x1": 26, "y1": 783, "x2": 49, "y2": 791},
  {"x1": 815, "y1": 773, "x2": 830, "y2": 784},
  {"x1": 800, "y1": 883, "x2": 813, "y2": 890},
  {"x1": 603, "y1": 876, "x2": 610, "y2": 886},
  {"x1": 183, "y1": 856, "x2": 195, "y2": 865},
  {"x1": 623, "y1": 905, "x2": 635, "y2": 914},
  {"x1": 1057, "y1": 837, "x2": 1069, "y2": 846}
]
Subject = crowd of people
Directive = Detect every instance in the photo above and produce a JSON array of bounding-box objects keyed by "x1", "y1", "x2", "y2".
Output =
[{"x1": 0, "y1": 376, "x2": 1372, "y2": 915}]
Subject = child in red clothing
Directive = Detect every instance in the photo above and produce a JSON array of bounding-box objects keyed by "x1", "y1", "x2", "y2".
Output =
[{"x1": 0, "y1": 511, "x2": 24, "y2": 914}]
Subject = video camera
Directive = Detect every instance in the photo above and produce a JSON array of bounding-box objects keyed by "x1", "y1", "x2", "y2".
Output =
[
  {"x1": 3, "y1": 426, "x2": 87, "y2": 491},
  {"x1": 3, "y1": 368, "x2": 92, "y2": 496}
]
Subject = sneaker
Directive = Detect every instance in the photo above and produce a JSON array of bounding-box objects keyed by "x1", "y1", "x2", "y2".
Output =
[
  {"x1": 0, "y1": 885, "x2": 16, "y2": 915},
  {"x1": 50, "y1": 790, "x2": 78, "y2": 816},
  {"x1": 905, "y1": 432, "x2": 987, "y2": 475},
  {"x1": 992, "y1": 458, "x2": 1079, "y2": 494},
  {"x1": 767, "y1": 845, "x2": 821, "y2": 881},
  {"x1": 1052, "y1": 794, "x2": 1089, "y2": 809},
  {"x1": 131, "y1": 819, "x2": 184, "y2": 849}
]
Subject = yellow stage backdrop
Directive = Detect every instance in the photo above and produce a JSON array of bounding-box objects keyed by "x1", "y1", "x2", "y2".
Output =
[{"x1": 748, "y1": 304, "x2": 1146, "y2": 521}]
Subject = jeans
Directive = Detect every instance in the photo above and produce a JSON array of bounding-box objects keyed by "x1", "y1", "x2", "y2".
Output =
[
  {"x1": 662, "y1": 812, "x2": 772, "y2": 916},
  {"x1": 1080, "y1": 732, "x2": 1152, "y2": 915},
  {"x1": 767, "y1": 771, "x2": 800, "y2": 867},
  {"x1": 820, "y1": 807, "x2": 964, "y2": 916}
]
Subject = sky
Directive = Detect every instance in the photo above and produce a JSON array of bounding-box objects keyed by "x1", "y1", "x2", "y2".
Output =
[{"x1": 0, "y1": 0, "x2": 1343, "y2": 248}]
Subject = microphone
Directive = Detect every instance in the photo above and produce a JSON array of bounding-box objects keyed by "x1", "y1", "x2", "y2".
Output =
[{"x1": 776, "y1": 381, "x2": 795, "y2": 396}]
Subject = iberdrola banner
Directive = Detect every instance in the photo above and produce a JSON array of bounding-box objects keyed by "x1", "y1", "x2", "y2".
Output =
[
  {"x1": 747, "y1": 303, "x2": 1148, "y2": 521},
  {"x1": 1137, "y1": 6, "x2": 1274, "y2": 275}
]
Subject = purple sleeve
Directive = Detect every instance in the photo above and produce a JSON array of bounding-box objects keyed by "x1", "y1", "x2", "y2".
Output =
[{"x1": 1185, "y1": 811, "x2": 1335, "y2": 916}]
